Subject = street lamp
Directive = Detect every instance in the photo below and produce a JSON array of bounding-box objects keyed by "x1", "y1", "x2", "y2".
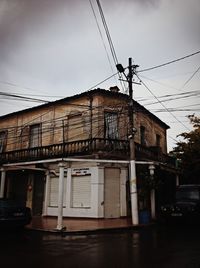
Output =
[{"x1": 149, "y1": 164, "x2": 155, "y2": 176}]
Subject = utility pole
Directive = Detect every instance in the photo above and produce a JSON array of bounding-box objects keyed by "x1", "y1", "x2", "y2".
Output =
[
  {"x1": 127, "y1": 58, "x2": 139, "y2": 225},
  {"x1": 116, "y1": 58, "x2": 139, "y2": 225}
]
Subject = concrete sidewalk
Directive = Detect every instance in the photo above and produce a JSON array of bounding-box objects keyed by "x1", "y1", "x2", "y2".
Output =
[{"x1": 26, "y1": 216, "x2": 149, "y2": 234}]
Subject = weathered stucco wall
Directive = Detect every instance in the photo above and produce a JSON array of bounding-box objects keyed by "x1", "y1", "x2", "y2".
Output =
[
  {"x1": 0, "y1": 91, "x2": 168, "y2": 154},
  {"x1": 134, "y1": 111, "x2": 167, "y2": 153}
]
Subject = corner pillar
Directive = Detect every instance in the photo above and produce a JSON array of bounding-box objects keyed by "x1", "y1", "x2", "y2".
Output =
[{"x1": 56, "y1": 162, "x2": 66, "y2": 231}]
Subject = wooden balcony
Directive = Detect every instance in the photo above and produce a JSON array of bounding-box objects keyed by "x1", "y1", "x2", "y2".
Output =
[{"x1": 0, "y1": 138, "x2": 176, "y2": 167}]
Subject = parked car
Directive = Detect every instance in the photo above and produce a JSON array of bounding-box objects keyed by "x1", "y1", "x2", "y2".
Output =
[
  {"x1": 160, "y1": 185, "x2": 200, "y2": 223},
  {"x1": 0, "y1": 198, "x2": 32, "y2": 229}
]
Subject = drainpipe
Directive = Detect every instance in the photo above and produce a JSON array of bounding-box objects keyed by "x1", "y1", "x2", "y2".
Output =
[
  {"x1": 89, "y1": 96, "x2": 93, "y2": 139},
  {"x1": 56, "y1": 162, "x2": 66, "y2": 231},
  {"x1": 149, "y1": 164, "x2": 156, "y2": 220},
  {"x1": 0, "y1": 168, "x2": 6, "y2": 198}
]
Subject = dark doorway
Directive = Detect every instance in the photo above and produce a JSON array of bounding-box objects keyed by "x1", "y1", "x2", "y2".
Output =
[
  {"x1": 7, "y1": 171, "x2": 28, "y2": 205},
  {"x1": 32, "y1": 172, "x2": 45, "y2": 216}
]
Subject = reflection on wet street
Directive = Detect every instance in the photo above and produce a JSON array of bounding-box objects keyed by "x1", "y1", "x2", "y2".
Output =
[{"x1": 1, "y1": 225, "x2": 200, "y2": 268}]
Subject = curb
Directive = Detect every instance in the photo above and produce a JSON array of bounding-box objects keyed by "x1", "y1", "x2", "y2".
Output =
[{"x1": 25, "y1": 223, "x2": 155, "y2": 236}]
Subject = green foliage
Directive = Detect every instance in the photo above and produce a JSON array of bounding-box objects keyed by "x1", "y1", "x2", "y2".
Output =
[
  {"x1": 172, "y1": 115, "x2": 200, "y2": 183},
  {"x1": 137, "y1": 166, "x2": 162, "y2": 210}
]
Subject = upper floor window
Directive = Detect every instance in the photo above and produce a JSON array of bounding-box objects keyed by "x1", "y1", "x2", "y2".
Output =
[
  {"x1": 67, "y1": 112, "x2": 83, "y2": 141},
  {"x1": 140, "y1": 126, "x2": 146, "y2": 146},
  {"x1": 29, "y1": 124, "x2": 41, "y2": 148},
  {"x1": 0, "y1": 131, "x2": 7, "y2": 153},
  {"x1": 156, "y1": 134, "x2": 161, "y2": 147},
  {"x1": 104, "y1": 112, "x2": 119, "y2": 139}
]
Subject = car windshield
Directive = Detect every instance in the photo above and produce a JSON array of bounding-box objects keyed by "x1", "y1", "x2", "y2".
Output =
[{"x1": 176, "y1": 189, "x2": 200, "y2": 201}]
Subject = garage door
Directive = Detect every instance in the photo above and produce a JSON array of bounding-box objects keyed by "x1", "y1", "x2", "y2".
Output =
[{"x1": 104, "y1": 168, "x2": 120, "y2": 218}]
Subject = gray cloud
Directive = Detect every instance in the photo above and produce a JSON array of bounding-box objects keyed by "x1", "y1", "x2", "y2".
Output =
[{"x1": 0, "y1": 0, "x2": 199, "y2": 150}]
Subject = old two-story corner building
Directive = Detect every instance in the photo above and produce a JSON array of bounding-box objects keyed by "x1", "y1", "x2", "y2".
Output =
[{"x1": 0, "y1": 87, "x2": 177, "y2": 225}]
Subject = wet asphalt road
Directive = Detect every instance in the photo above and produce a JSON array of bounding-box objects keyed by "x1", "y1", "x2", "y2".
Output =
[{"x1": 1, "y1": 224, "x2": 200, "y2": 268}]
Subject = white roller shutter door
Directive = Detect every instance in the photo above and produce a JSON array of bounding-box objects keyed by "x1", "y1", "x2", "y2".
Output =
[
  {"x1": 49, "y1": 176, "x2": 66, "y2": 207},
  {"x1": 71, "y1": 175, "x2": 91, "y2": 208}
]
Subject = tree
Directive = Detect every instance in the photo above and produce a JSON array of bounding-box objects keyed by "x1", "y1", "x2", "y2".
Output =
[{"x1": 171, "y1": 114, "x2": 200, "y2": 183}]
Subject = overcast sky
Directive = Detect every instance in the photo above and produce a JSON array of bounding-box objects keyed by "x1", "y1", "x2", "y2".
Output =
[{"x1": 0, "y1": 0, "x2": 199, "y2": 151}]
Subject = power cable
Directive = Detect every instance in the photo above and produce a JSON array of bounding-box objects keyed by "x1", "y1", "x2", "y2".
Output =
[
  {"x1": 3, "y1": 107, "x2": 129, "y2": 147},
  {"x1": 168, "y1": 135, "x2": 179, "y2": 143},
  {"x1": 136, "y1": 74, "x2": 191, "y2": 131},
  {"x1": 0, "y1": 72, "x2": 120, "y2": 108},
  {"x1": 0, "y1": 99, "x2": 33, "y2": 109},
  {"x1": 95, "y1": 0, "x2": 127, "y2": 93},
  {"x1": 137, "y1": 89, "x2": 200, "y2": 102},
  {"x1": 1, "y1": 101, "x2": 127, "y2": 142},
  {"x1": 150, "y1": 108, "x2": 200, "y2": 113},
  {"x1": 0, "y1": 92, "x2": 48, "y2": 103},
  {"x1": 0, "y1": 101, "x2": 128, "y2": 131},
  {"x1": 139, "y1": 74, "x2": 183, "y2": 92},
  {"x1": 96, "y1": 0, "x2": 118, "y2": 64},
  {"x1": 151, "y1": 103, "x2": 200, "y2": 110},
  {"x1": 180, "y1": 65, "x2": 200, "y2": 90},
  {"x1": 0, "y1": 80, "x2": 49, "y2": 95},
  {"x1": 138, "y1": 50, "x2": 200, "y2": 73},
  {"x1": 0, "y1": 89, "x2": 64, "y2": 98},
  {"x1": 143, "y1": 91, "x2": 200, "y2": 106},
  {"x1": 87, "y1": 71, "x2": 119, "y2": 91},
  {"x1": 89, "y1": 0, "x2": 117, "y2": 84}
]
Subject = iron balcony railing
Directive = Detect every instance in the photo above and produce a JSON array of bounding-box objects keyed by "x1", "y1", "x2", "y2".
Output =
[
  {"x1": 0, "y1": 138, "x2": 176, "y2": 166},
  {"x1": 135, "y1": 143, "x2": 176, "y2": 166},
  {"x1": 0, "y1": 138, "x2": 129, "y2": 164}
]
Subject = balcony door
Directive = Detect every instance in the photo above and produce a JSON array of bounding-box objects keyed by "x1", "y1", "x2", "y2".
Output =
[
  {"x1": 104, "y1": 112, "x2": 119, "y2": 139},
  {"x1": 140, "y1": 126, "x2": 146, "y2": 146},
  {"x1": 68, "y1": 113, "x2": 83, "y2": 142},
  {"x1": 29, "y1": 124, "x2": 41, "y2": 148},
  {"x1": 0, "y1": 131, "x2": 7, "y2": 153}
]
